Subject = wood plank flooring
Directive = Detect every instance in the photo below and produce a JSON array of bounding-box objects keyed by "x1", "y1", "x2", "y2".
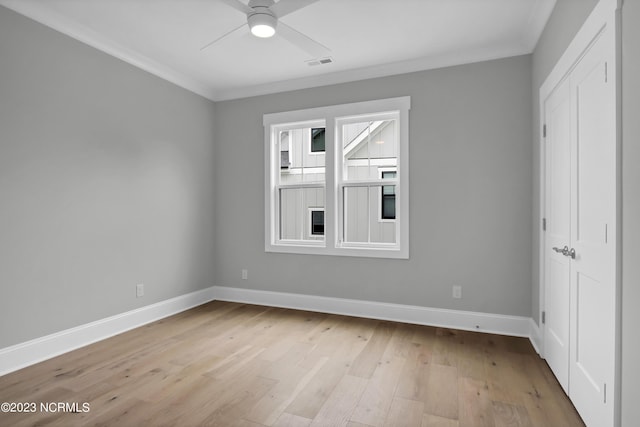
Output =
[{"x1": 0, "y1": 301, "x2": 585, "y2": 426}]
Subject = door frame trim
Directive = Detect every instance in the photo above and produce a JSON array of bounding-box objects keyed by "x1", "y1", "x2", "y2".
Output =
[{"x1": 538, "y1": 0, "x2": 621, "y2": 424}]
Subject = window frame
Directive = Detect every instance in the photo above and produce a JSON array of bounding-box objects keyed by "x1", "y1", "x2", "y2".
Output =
[{"x1": 264, "y1": 96, "x2": 410, "y2": 259}]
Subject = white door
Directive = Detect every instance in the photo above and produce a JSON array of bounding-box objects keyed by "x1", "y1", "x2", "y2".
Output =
[
  {"x1": 542, "y1": 22, "x2": 617, "y2": 427},
  {"x1": 543, "y1": 78, "x2": 572, "y2": 393},
  {"x1": 568, "y1": 29, "x2": 616, "y2": 427}
]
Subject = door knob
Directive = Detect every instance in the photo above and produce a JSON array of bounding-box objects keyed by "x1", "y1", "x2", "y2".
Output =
[{"x1": 552, "y1": 246, "x2": 571, "y2": 257}]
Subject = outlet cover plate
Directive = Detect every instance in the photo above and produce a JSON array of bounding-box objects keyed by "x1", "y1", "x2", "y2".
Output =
[{"x1": 452, "y1": 285, "x2": 462, "y2": 299}]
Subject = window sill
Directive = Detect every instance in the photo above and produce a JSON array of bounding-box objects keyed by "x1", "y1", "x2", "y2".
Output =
[{"x1": 265, "y1": 243, "x2": 408, "y2": 259}]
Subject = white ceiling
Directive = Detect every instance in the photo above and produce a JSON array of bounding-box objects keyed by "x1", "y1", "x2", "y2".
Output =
[{"x1": 0, "y1": 0, "x2": 556, "y2": 101}]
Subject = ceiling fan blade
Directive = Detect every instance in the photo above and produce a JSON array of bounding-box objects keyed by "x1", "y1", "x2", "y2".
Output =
[
  {"x1": 219, "y1": 0, "x2": 253, "y2": 15},
  {"x1": 277, "y1": 22, "x2": 330, "y2": 59},
  {"x1": 200, "y1": 23, "x2": 248, "y2": 51},
  {"x1": 270, "y1": 0, "x2": 320, "y2": 18}
]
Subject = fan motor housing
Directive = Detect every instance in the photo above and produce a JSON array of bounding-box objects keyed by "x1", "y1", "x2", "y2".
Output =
[{"x1": 247, "y1": 0, "x2": 277, "y2": 37}]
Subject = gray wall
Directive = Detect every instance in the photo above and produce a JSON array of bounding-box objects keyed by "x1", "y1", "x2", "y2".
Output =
[
  {"x1": 3, "y1": 1, "x2": 637, "y2": 422},
  {"x1": 214, "y1": 55, "x2": 533, "y2": 317},
  {"x1": 621, "y1": 0, "x2": 640, "y2": 424},
  {"x1": 530, "y1": 0, "x2": 598, "y2": 325},
  {"x1": 0, "y1": 6, "x2": 216, "y2": 348},
  {"x1": 2, "y1": 1, "x2": 636, "y2": 421}
]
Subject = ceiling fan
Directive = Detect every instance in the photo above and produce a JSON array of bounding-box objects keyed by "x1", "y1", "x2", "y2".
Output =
[{"x1": 201, "y1": 0, "x2": 331, "y2": 59}]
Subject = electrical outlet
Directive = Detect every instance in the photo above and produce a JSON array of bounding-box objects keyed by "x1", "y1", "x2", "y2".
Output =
[
  {"x1": 452, "y1": 285, "x2": 462, "y2": 299},
  {"x1": 136, "y1": 283, "x2": 144, "y2": 298},
  {"x1": 241, "y1": 269, "x2": 248, "y2": 280}
]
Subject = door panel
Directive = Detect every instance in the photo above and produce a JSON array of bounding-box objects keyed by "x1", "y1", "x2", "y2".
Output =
[
  {"x1": 543, "y1": 78, "x2": 572, "y2": 393},
  {"x1": 568, "y1": 31, "x2": 615, "y2": 427},
  {"x1": 545, "y1": 257, "x2": 570, "y2": 390},
  {"x1": 575, "y1": 272, "x2": 606, "y2": 388},
  {"x1": 575, "y1": 50, "x2": 609, "y2": 245}
]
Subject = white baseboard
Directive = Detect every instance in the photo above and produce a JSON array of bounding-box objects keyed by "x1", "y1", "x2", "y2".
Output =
[
  {"x1": 0, "y1": 286, "x2": 216, "y2": 377},
  {"x1": 0, "y1": 285, "x2": 541, "y2": 377},
  {"x1": 212, "y1": 286, "x2": 532, "y2": 338}
]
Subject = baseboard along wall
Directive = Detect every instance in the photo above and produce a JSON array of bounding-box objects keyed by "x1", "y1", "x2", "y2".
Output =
[
  {"x1": 0, "y1": 285, "x2": 540, "y2": 376},
  {"x1": 0, "y1": 287, "x2": 216, "y2": 377}
]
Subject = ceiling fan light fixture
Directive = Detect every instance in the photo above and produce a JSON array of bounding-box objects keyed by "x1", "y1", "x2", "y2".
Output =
[{"x1": 248, "y1": 12, "x2": 277, "y2": 38}]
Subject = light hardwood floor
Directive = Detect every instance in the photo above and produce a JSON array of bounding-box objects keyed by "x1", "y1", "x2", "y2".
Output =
[{"x1": 0, "y1": 301, "x2": 585, "y2": 426}]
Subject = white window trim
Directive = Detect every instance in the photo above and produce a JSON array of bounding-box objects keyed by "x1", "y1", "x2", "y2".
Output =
[
  {"x1": 264, "y1": 96, "x2": 410, "y2": 259},
  {"x1": 284, "y1": 166, "x2": 326, "y2": 175}
]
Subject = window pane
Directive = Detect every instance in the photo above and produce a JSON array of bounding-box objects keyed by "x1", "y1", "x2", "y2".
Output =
[
  {"x1": 343, "y1": 186, "x2": 368, "y2": 243},
  {"x1": 279, "y1": 131, "x2": 292, "y2": 171},
  {"x1": 279, "y1": 187, "x2": 325, "y2": 241},
  {"x1": 343, "y1": 186, "x2": 396, "y2": 244},
  {"x1": 381, "y1": 171, "x2": 396, "y2": 179},
  {"x1": 280, "y1": 150, "x2": 290, "y2": 170},
  {"x1": 311, "y1": 210, "x2": 324, "y2": 235},
  {"x1": 311, "y1": 128, "x2": 325, "y2": 152},
  {"x1": 279, "y1": 127, "x2": 325, "y2": 185},
  {"x1": 381, "y1": 170, "x2": 396, "y2": 196},
  {"x1": 382, "y1": 194, "x2": 396, "y2": 219},
  {"x1": 343, "y1": 119, "x2": 397, "y2": 181}
]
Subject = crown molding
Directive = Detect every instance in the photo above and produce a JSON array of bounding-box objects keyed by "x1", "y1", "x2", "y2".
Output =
[
  {"x1": 215, "y1": 45, "x2": 530, "y2": 101},
  {"x1": 1, "y1": 0, "x2": 556, "y2": 102},
  {"x1": 0, "y1": 0, "x2": 219, "y2": 101}
]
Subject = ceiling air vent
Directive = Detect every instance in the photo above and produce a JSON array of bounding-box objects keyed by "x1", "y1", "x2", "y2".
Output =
[{"x1": 306, "y1": 57, "x2": 334, "y2": 67}]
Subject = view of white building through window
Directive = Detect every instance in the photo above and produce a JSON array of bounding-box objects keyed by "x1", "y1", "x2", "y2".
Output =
[{"x1": 264, "y1": 97, "x2": 410, "y2": 258}]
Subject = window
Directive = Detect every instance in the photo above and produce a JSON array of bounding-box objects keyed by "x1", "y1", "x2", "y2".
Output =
[
  {"x1": 280, "y1": 131, "x2": 291, "y2": 169},
  {"x1": 310, "y1": 209, "x2": 325, "y2": 236},
  {"x1": 380, "y1": 169, "x2": 396, "y2": 220},
  {"x1": 310, "y1": 128, "x2": 325, "y2": 153},
  {"x1": 273, "y1": 120, "x2": 326, "y2": 244},
  {"x1": 264, "y1": 96, "x2": 410, "y2": 259}
]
